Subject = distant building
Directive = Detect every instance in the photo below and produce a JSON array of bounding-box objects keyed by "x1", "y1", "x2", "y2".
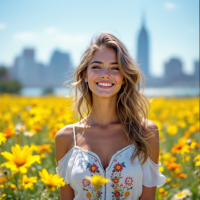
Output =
[
  {"x1": 164, "y1": 58, "x2": 184, "y2": 81},
  {"x1": 137, "y1": 16, "x2": 150, "y2": 79},
  {"x1": 11, "y1": 49, "x2": 37, "y2": 87},
  {"x1": 8, "y1": 48, "x2": 74, "y2": 88},
  {"x1": 47, "y1": 50, "x2": 73, "y2": 87}
]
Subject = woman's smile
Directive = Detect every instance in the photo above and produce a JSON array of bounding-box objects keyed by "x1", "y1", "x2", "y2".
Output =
[{"x1": 96, "y1": 81, "x2": 115, "y2": 89}]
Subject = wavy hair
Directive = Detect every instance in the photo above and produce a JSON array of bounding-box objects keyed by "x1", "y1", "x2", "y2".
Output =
[{"x1": 69, "y1": 32, "x2": 156, "y2": 165}]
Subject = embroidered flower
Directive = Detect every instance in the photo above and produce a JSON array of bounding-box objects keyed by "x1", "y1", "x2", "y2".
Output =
[
  {"x1": 89, "y1": 164, "x2": 99, "y2": 173},
  {"x1": 125, "y1": 177, "x2": 133, "y2": 186},
  {"x1": 114, "y1": 159, "x2": 118, "y2": 162},
  {"x1": 110, "y1": 161, "x2": 133, "y2": 199},
  {"x1": 86, "y1": 192, "x2": 92, "y2": 198},
  {"x1": 124, "y1": 191, "x2": 130, "y2": 197},
  {"x1": 114, "y1": 186, "x2": 120, "y2": 191},
  {"x1": 113, "y1": 163, "x2": 123, "y2": 172},
  {"x1": 113, "y1": 178, "x2": 119, "y2": 184},
  {"x1": 82, "y1": 179, "x2": 91, "y2": 187},
  {"x1": 114, "y1": 191, "x2": 121, "y2": 197},
  {"x1": 84, "y1": 162, "x2": 102, "y2": 199},
  {"x1": 96, "y1": 192, "x2": 101, "y2": 198}
]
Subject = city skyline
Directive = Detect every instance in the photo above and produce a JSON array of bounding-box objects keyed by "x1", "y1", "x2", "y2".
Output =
[{"x1": 0, "y1": 0, "x2": 199, "y2": 77}]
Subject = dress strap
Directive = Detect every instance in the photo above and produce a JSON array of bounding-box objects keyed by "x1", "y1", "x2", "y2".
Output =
[{"x1": 73, "y1": 125, "x2": 76, "y2": 146}]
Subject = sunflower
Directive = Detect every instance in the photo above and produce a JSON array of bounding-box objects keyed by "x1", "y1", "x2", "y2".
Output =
[
  {"x1": 39, "y1": 168, "x2": 65, "y2": 191},
  {"x1": 1, "y1": 144, "x2": 41, "y2": 174},
  {"x1": 22, "y1": 175, "x2": 37, "y2": 190}
]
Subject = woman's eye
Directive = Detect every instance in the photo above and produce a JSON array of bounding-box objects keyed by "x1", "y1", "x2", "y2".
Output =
[
  {"x1": 92, "y1": 66, "x2": 101, "y2": 69},
  {"x1": 112, "y1": 67, "x2": 119, "y2": 70}
]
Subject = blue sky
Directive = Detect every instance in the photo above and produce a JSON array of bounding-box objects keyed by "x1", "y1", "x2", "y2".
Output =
[{"x1": 0, "y1": 0, "x2": 199, "y2": 77}]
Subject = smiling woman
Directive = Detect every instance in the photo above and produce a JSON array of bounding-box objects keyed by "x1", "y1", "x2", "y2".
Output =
[{"x1": 55, "y1": 32, "x2": 166, "y2": 200}]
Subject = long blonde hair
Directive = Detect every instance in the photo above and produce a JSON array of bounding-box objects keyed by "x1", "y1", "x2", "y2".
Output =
[{"x1": 69, "y1": 32, "x2": 155, "y2": 165}]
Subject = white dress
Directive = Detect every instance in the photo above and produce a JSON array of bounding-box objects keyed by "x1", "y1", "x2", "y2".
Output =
[{"x1": 56, "y1": 124, "x2": 166, "y2": 200}]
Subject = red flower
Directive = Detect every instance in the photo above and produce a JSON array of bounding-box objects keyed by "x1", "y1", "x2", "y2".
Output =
[
  {"x1": 82, "y1": 179, "x2": 91, "y2": 187},
  {"x1": 113, "y1": 163, "x2": 123, "y2": 172},
  {"x1": 96, "y1": 192, "x2": 101, "y2": 198},
  {"x1": 89, "y1": 164, "x2": 99, "y2": 173},
  {"x1": 125, "y1": 176, "x2": 133, "y2": 186},
  {"x1": 114, "y1": 191, "x2": 120, "y2": 197},
  {"x1": 113, "y1": 178, "x2": 119, "y2": 184}
]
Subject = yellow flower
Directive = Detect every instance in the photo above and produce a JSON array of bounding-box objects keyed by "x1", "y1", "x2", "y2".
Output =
[
  {"x1": 167, "y1": 125, "x2": 178, "y2": 135},
  {"x1": 39, "y1": 169, "x2": 65, "y2": 190},
  {"x1": 124, "y1": 191, "x2": 130, "y2": 197},
  {"x1": 0, "y1": 132, "x2": 6, "y2": 145},
  {"x1": 10, "y1": 184, "x2": 17, "y2": 190},
  {"x1": 85, "y1": 174, "x2": 110, "y2": 190},
  {"x1": 159, "y1": 166, "x2": 164, "y2": 173},
  {"x1": 194, "y1": 154, "x2": 200, "y2": 166},
  {"x1": 0, "y1": 176, "x2": 7, "y2": 184},
  {"x1": 166, "y1": 177, "x2": 171, "y2": 182},
  {"x1": 179, "y1": 173, "x2": 187, "y2": 179},
  {"x1": 1, "y1": 144, "x2": 41, "y2": 174},
  {"x1": 36, "y1": 144, "x2": 52, "y2": 154},
  {"x1": 22, "y1": 175, "x2": 37, "y2": 190},
  {"x1": 86, "y1": 192, "x2": 92, "y2": 198},
  {"x1": 171, "y1": 143, "x2": 190, "y2": 155},
  {"x1": 159, "y1": 187, "x2": 168, "y2": 197},
  {"x1": 0, "y1": 194, "x2": 6, "y2": 200}
]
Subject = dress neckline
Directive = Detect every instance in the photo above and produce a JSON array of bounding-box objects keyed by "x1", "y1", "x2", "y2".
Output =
[
  {"x1": 76, "y1": 144, "x2": 134, "y2": 172},
  {"x1": 58, "y1": 144, "x2": 134, "y2": 173}
]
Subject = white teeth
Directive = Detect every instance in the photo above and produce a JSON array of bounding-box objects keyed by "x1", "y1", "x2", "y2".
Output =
[{"x1": 97, "y1": 83, "x2": 112, "y2": 86}]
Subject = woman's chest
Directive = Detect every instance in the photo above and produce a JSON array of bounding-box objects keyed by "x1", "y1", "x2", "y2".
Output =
[{"x1": 70, "y1": 146, "x2": 143, "y2": 199}]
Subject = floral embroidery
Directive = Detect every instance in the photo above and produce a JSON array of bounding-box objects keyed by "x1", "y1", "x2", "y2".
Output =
[
  {"x1": 82, "y1": 179, "x2": 91, "y2": 187},
  {"x1": 111, "y1": 161, "x2": 133, "y2": 200},
  {"x1": 89, "y1": 164, "x2": 99, "y2": 173},
  {"x1": 125, "y1": 177, "x2": 133, "y2": 186},
  {"x1": 113, "y1": 163, "x2": 123, "y2": 172},
  {"x1": 82, "y1": 162, "x2": 103, "y2": 199}
]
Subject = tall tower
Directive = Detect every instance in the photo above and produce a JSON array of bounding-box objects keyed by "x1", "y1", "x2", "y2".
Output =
[{"x1": 137, "y1": 15, "x2": 149, "y2": 79}]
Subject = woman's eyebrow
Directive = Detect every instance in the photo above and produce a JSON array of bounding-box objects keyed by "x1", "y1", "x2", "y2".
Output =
[
  {"x1": 90, "y1": 61, "x2": 103, "y2": 65},
  {"x1": 90, "y1": 61, "x2": 118, "y2": 65}
]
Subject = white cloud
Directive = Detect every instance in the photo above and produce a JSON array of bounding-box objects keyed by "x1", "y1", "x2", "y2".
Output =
[
  {"x1": 44, "y1": 27, "x2": 57, "y2": 34},
  {"x1": 164, "y1": 2, "x2": 177, "y2": 10},
  {"x1": 0, "y1": 23, "x2": 6, "y2": 30},
  {"x1": 13, "y1": 32, "x2": 37, "y2": 40}
]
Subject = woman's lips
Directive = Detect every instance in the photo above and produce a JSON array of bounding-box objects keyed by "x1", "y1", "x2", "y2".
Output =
[{"x1": 96, "y1": 83, "x2": 114, "y2": 89}]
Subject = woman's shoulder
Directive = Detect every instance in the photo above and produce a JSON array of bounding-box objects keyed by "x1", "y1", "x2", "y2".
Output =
[
  {"x1": 143, "y1": 119, "x2": 160, "y2": 165},
  {"x1": 54, "y1": 123, "x2": 77, "y2": 163}
]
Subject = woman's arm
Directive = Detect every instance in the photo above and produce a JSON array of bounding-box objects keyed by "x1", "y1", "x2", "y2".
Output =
[
  {"x1": 55, "y1": 127, "x2": 75, "y2": 200},
  {"x1": 139, "y1": 121, "x2": 160, "y2": 200}
]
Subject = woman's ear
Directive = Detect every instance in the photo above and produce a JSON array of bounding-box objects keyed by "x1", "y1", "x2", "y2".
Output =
[{"x1": 82, "y1": 70, "x2": 88, "y2": 82}]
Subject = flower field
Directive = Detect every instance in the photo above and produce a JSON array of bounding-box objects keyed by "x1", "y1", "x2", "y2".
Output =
[{"x1": 0, "y1": 94, "x2": 199, "y2": 200}]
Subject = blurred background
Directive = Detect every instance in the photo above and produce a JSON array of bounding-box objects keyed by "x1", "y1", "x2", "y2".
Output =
[{"x1": 0, "y1": 0, "x2": 199, "y2": 97}]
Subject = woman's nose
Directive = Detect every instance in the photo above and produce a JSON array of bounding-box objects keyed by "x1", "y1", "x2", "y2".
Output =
[{"x1": 101, "y1": 68, "x2": 110, "y2": 79}]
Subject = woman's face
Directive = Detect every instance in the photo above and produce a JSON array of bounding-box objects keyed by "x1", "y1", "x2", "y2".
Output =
[{"x1": 84, "y1": 48, "x2": 125, "y2": 98}]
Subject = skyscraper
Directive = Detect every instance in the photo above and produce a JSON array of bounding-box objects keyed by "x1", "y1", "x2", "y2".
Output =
[{"x1": 137, "y1": 15, "x2": 149, "y2": 79}]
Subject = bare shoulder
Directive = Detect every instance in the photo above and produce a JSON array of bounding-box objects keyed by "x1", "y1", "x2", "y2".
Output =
[
  {"x1": 143, "y1": 119, "x2": 160, "y2": 164},
  {"x1": 54, "y1": 124, "x2": 75, "y2": 164}
]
